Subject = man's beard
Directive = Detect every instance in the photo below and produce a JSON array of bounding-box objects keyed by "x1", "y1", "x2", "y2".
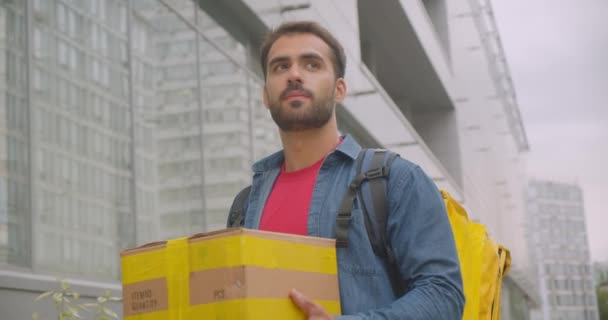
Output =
[{"x1": 268, "y1": 82, "x2": 335, "y2": 132}]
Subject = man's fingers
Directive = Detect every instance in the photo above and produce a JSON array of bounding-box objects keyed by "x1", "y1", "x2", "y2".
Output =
[
  {"x1": 289, "y1": 289, "x2": 326, "y2": 317},
  {"x1": 290, "y1": 289, "x2": 317, "y2": 313}
]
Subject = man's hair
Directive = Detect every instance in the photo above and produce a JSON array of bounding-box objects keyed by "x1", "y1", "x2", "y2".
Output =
[{"x1": 260, "y1": 21, "x2": 346, "y2": 80}]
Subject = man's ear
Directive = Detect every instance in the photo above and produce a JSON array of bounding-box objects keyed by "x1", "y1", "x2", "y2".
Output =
[
  {"x1": 263, "y1": 86, "x2": 270, "y2": 110},
  {"x1": 334, "y1": 78, "x2": 347, "y2": 104}
]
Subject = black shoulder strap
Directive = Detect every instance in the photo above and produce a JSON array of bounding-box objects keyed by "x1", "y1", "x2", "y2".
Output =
[
  {"x1": 370, "y1": 151, "x2": 402, "y2": 295},
  {"x1": 367, "y1": 151, "x2": 399, "y2": 255},
  {"x1": 336, "y1": 148, "x2": 403, "y2": 295},
  {"x1": 227, "y1": 185, "x2": 252, "y2": 227},
  {"x1": 336, "y1": 149, "x2": 396, "y2": 250},
  {"x1": 364, "y1": 150, "x2": 389, "y2": 254},
  {"x1": 335, "y1": 151, "x2": 368, "y2": 248}
]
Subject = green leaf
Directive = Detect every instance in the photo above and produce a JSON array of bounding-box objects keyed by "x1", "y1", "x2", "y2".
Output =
[
  {"x1": 32, "y1": 311, "x2": 40, "y2": 320},
  {"x1": 108, "y1": 297, "x2": 122, "y2": 302},
  {"x1": 97, "y1": 296, "x2": 107, "y2": 304},
  {"x1": 72, "y1": 292, "x2": 80, "y2": 300},
  {"x1": 77, "y1": 304, "x2": 90, "y2": 311},
  {"x1": 82, "y1": 303, "x2": 98, "y2": 308},
  {"x1": 53, "y1": 292, "x2": 63, "y2": 303},
  {"x1": 67, "y1": 306, "x2": 82, "y2": 319},
  {"x1": 102, "y1": 307, "x2": 118, "y2": 319},
  {"x1": 35, "y1": 291, "x2": 54, "y2": 301},
  {"x1": 61, "y1": 280, "x2": 69, "y2": 291}
]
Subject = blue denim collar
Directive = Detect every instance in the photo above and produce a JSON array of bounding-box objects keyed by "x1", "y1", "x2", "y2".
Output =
[{"x1": 252, "y1": 134, "x2": 361, "y2": 173}]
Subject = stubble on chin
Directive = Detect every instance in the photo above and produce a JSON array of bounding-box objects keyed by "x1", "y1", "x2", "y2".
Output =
[
  {"x1": 269, "y1": 98, "x2": 334, "y2": 132},
  {"x1": 289, "y1": 100, "x2": 303, "y2": 108}
]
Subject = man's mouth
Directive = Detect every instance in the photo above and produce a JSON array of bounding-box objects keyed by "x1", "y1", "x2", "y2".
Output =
[
  {"x1": 284, "y1": 92, "x2": 310, "y2": 100},
  {"x1": 281, "y1": 88, "x2": 313, "y2": 101}
]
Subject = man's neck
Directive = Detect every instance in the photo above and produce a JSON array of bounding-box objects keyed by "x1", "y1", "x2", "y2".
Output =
[{"x1": 280, "y1": 125, "x2": 340, "y2": 172}]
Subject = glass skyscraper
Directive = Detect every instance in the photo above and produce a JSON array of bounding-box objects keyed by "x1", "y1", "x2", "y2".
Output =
[
  {"x1": 0, "y1": 0, "x2": 279, "y2": 281},
  {"x1": 527, "y1": 180, "x2": 599, "y2": 320}
]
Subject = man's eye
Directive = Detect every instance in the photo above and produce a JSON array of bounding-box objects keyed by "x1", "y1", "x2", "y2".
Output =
[
  {"x1": 274, "y1": 64, "x2": 288, "y2": 72},
  {"x1": 306, "y1": 62, "x2": 320, "y2": 69}
]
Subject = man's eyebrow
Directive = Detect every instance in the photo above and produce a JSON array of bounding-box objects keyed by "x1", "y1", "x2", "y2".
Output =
[
  {"x1": 268, "y1": 56, "x2": 290, "y2": 67},
  {"x1": 268, "y1": 53, "x2": 324, "y2": 67},
  {"x1": 299, "y1": 53, "x2": 323, "y2": 61}
]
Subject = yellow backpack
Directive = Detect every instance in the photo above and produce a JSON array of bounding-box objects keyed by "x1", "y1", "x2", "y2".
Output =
[
  {"x1": 442, "y1": 190, "x2": 511, "y2": 320},
  {"x1": 331, "y1": 150, "x2": 513, "y2": 318}
]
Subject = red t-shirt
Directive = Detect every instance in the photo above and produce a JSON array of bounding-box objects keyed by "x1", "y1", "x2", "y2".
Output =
[{"x1": 259, "y1": 157, "x2": 324, "y2": 235}]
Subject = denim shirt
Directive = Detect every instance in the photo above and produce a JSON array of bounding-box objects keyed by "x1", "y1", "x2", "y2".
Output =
[{"x1": 241, "y1": 135, "x2": 464, "y2": 319}]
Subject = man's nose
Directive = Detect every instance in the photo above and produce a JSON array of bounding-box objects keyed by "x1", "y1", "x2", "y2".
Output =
[{"x1": 287, "y1": 65, "x2": 303, "y2": 83}]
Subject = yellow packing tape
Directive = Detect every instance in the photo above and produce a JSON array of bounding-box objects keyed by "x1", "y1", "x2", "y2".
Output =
[
  {"x1": 122, "y1": 249, "x2": 168, "y2": 285},
  {"x1": 124, "y1": 310, "x2": 169, "y2": 320},
  {"x1": 122, "y1": 238, "x2": 190, "y2": 319},
  {"x1": 188, "y1": 298, "x2": 341, "y2": 319},
  {"x1": 189, "y1": 234, "x2": 338, "y2": 275},
  {"x1": 166, "y1": 237, "x2": 189, "y2": 320}
]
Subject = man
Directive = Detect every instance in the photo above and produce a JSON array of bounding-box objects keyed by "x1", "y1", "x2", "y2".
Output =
[{"x1": 229, "y1": 21, "x2": 464, "y2": 319}]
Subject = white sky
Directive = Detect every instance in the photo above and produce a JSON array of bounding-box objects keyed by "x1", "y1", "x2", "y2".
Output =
[{"x1": 491, "y1": 0, "x2": 608, "y2": 262}]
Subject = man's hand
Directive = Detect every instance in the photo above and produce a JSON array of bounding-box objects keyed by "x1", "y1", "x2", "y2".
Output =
[{"x1": 289, "y1": 289, "x2": 335, "y2": 320}]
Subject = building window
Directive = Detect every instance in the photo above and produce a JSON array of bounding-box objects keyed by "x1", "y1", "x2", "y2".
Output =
[
  {"x1": 68, "y1": 9, "x2": 79, "y2": 39},
  {"x1": 58, "y1": 40, "x2": 69, "y2": 67},
  {"x1": 98, "y1": 0, "x2": 106, "y2": 22},
  {"x1": 100, "y1": 29, "x2": 108, "y2": 57},
  {"x1": 56, "y1": 4, "x2": 68, "y2": 32}
]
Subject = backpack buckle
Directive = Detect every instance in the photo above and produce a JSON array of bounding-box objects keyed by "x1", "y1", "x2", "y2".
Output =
[
  {"x1": 335, "y1": 211, "x2": 352, "y2": 248},
  {"x1": 365, "y1": 167, "x2": 388, "y2": 180},
  {"x1": 336, "y1": 210, "x2": 352, "y2": 221}
]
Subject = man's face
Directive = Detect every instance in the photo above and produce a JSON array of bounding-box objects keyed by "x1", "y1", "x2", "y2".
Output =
[{"x1": 263, "y1": 33, "x2": 346, "y2": 131}]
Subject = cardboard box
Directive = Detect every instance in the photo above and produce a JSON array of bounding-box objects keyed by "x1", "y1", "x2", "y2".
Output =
[{"x1": 120, "y1": 228, "x2": 341, "y2": 319}]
